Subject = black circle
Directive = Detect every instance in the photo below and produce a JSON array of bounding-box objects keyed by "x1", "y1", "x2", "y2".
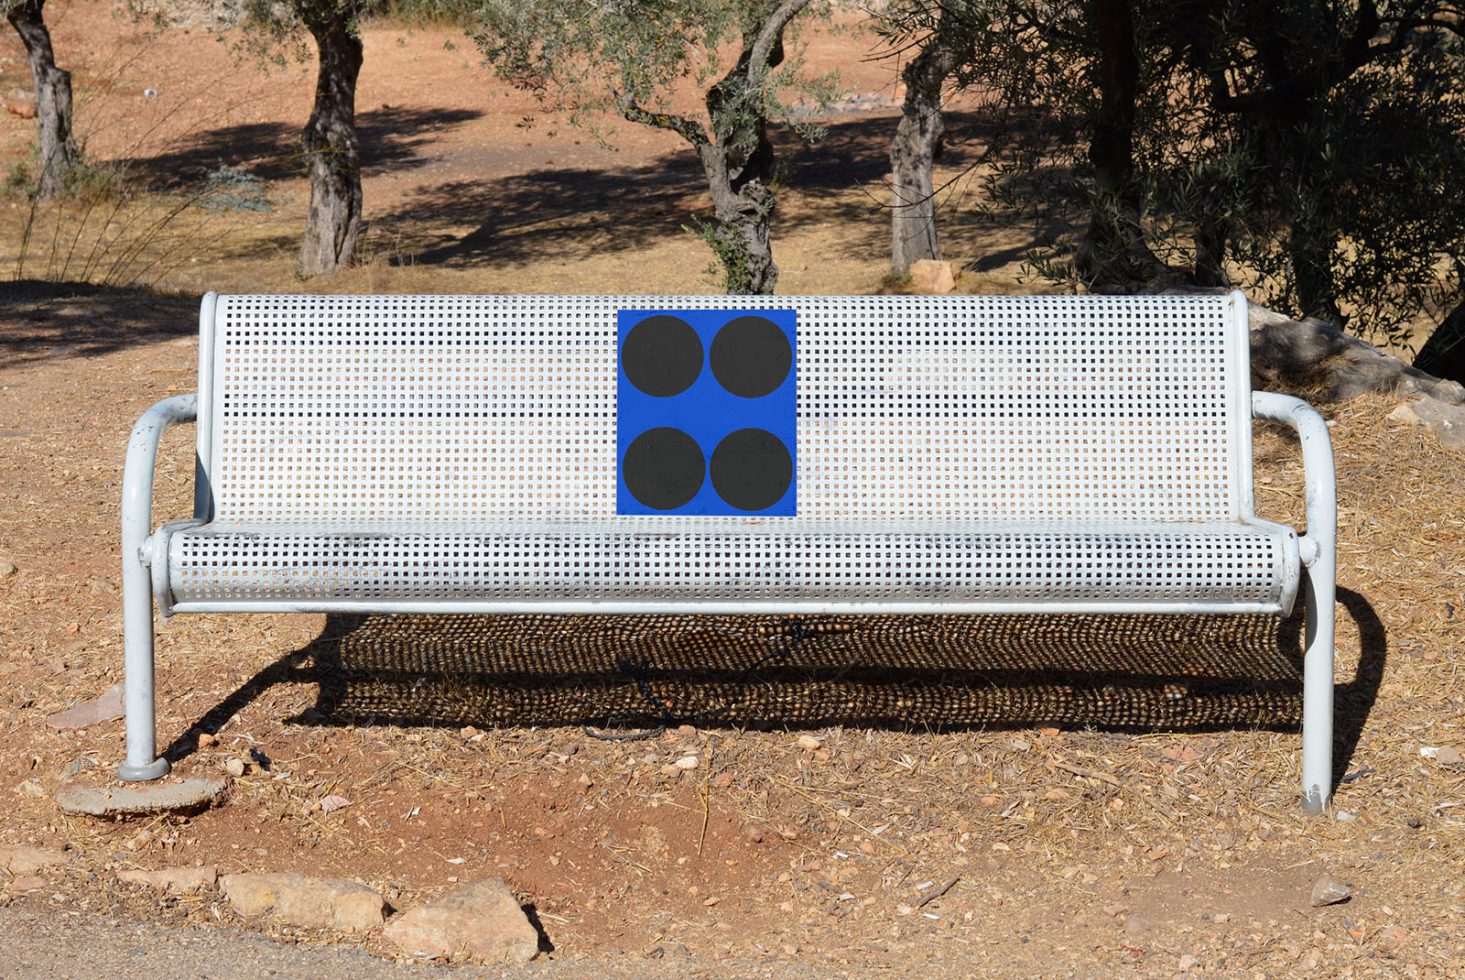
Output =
[
  {"x1": 623, "y1": 427, "x2": 705, "y2": 510},
  {"x1": 710, "y1": 428, "x2": 793, "y2": 512},
  {"x1": 622, "y1": 315, "x2": 703, "y2": 397},
  {"x1": 710, "y1": 315, "x2": 792, "y2": 398}
]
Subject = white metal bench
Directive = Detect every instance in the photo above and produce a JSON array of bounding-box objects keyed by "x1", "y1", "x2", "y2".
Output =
[{"x1": 119, "y1": 292, "x2": 1338, "y2": 811}]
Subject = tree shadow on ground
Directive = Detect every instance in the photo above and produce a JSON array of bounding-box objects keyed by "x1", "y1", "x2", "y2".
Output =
[
  {"x1": 0, "y1": 281, "x2": 197, "y2": 370},
  {"x1": 166, "y1": 588, "x2": 1384, "y2": 794},
  {"x1": 113, "y1": 105, "x2": 484, "y2": 187},
  {"x1": 369, "y1": 111, "x2": 1040, "y2": 268}
]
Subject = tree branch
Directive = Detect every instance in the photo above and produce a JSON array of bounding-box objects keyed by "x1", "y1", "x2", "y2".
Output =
[
  {"x1": 748, "y1": 0, "x2": 814, "y2": 87},
  {"x1": 620, "y1": 97, "x2": 710, "y2": 147}
]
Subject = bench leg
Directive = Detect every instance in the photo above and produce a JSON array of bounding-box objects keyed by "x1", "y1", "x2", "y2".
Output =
[
  {"x1": 117, "y1": 544, "x2": 170, "y2": 782},
  {"x1": 1300, "y1": 556, "x2": 1335, "y2": 814}
]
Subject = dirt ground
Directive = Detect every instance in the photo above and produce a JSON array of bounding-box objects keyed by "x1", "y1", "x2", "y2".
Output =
[{"x1": 1, "y1": 4, "x2": 1463, "y2": 978}]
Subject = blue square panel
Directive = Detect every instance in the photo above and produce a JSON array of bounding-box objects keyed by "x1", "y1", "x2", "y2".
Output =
[{"x1": 618, "y1": 309, "x2": 796, "y2": 516}]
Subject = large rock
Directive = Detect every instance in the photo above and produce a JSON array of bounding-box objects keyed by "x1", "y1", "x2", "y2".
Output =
[
  {"x1": 221, "y1": 873, "x2": 387, "y2": 933},
  {"x1": 1389, "y1": 398, "x2": 1465, "y2": 450},
  {"x1": 5, "y1": 89, "x2": 36, "y2": 120},
  {"x1": 54, "y1": 778, "x2": 226, "y2": 816},
  {"x1": 117, "y1": 865, "x2": 217, "y2": 895},
  {"x1": 383, "y1": 878, "x2": 539, "y2": 965},
  {"x1": 908, "y1": 259, "x2": 956, "y2": 294},
  {"x1": 0, "y1": 846, "x2": 69, "y2": 876},
  {"x1": 1248, "y1": 305, "x2": 1465, "y2": 405}
]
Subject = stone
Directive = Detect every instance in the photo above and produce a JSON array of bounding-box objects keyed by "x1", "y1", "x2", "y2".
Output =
[
  {"x1": 46, "y1": 684, "x2": 125, "y2": 730},
  {"x1": 383, "y1": 878, "x2": 539, "y2": 964},
  {"x1": 1428, "y1": 745, "x2": 1463, "y2": 765},
  {"x1": 1124, "y1": 914, "x2": 1158, "y2": 935},
  {"x1": 1388, "y1": 399, "x2": 1465, "y2": 450},
  {"x1": 908, "y1": 259, "x2": 956, "y2": 294},
  {"x1": 9, "y1": 875, "x2": 45, "y2": 892},
  {"x1": 223, "y1": 758, "x2": 246, "y2": 777},
  {"x1": 14, "y1": 779, "x2": 46, "y2": 799},
  {"x1": 5, "y1": 90, "x2": 36, "y2": 120},
  {"x1": 117, "y1": 865, "x2": 217, "y2": 895},
  {"x1": 0, "y1": 846, "x2": 69, "y2": 875},
  {"x1": 1310, "y1": 876, "x2": 1352, "y2": 907},
  {"x1": 0, "y1": 558, "x2": 16, "y2": 577},
  {"x1": 221, "y1": 873, "x2": 387, "y2": 933},
  {"x1": 795, "y1": 734, "x2": 822, "y2": 751},
  {"x1": 54, "y1": 778, "x2": 227, "y2": 816},
  {"x1": 1247, "y1": 303, "x2": 1465, "y2": 405}
]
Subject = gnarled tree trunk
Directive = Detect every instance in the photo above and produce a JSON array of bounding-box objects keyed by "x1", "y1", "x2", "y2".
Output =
[
  {"x1": 698, "y1": 137, "x2": 778, "y2": 294},
  {"x1": 299, "y1": 11, "x2": 363, "y2": 277},
  {"x1": 618, "y1": 0, "x2": 810, "y2": 295},
  {"x1": 1413, "y1": 294, "x2": 1465, "y2": 386},
  {"x1": 889, "y1": 34, "x2": 955, "y2": 274},
  {"x1": 695, "y1": 9, "x2": 803, "y2": 295},
  {"x1": 7, "y1": 0, "x2": 76, "y2": 201},
  {"x1": 1193, "y1": 218, "x2": 1230, "y2": 287},
  {"x1": 1287, "y1": 220, "x2": 1343, "y2": 324},
  {"x1": 1077, "y1": 0, "x2": 1168, "y2": 291}
]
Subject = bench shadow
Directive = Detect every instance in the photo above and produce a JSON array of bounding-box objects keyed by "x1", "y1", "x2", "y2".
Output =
[{"x1": 166, "y1": 589, "x2": 1384, "y2": 791}]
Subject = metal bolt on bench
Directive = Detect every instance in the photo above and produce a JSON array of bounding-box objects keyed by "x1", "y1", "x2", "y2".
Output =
[{"x1": 118, "y1": 292, "x2": 1337, "y2": 812}]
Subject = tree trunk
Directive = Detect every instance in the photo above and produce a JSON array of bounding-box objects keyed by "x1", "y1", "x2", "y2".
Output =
[
  {"x1": 1077, "y1": 0, "x2": 1167, "y2": 290},
  {"x1": 1413, "y1": 295, "x2": 1465, "y2": 385},
  {"x1": 1193, "y1": 218, "x2": 1230, "y2": 287},
  {"x1": 889, "y1": 37, "x2": 955, "y2": 274},
  {"x1": 1288, "y1": 221, "x2": 1342, "y2": 323},
  {"x1": 699, "y1": 29, "x2": 789, "y2": 295},
  {"x1": 299, "y1": 13, "x2": 363, "y2": 277},
  {"x1": 7, "y1": 0, "x2": 76, "y2": 201},
  {"x1": 697, "y1": 137, "x2": 778, "y2": 295}
]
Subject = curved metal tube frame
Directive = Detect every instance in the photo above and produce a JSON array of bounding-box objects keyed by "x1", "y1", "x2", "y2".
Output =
[
  {"x1": 118, "y1": 394, "x2": 197, "y2": 781},
  {"x1": 1253, "y1": 391, "x2": 1337, "y2": 813}
]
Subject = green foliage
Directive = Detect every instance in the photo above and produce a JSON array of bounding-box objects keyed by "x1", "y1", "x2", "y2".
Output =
[
  {"x1": 472, "y1": 0, "x2": 834, "y2": 145},
  {"x1": 200, "y1": 164, "x2": 272, "y2": 213},
  {"x1": 686, "y1": 213, "x2": 758, "y2": 292},
  {"x1": 912, "y1": 0, "x2": 1465, "y2": 342}
]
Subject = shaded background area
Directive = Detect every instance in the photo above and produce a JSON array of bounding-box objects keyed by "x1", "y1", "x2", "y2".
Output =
[{"x1": 0, "y1": 282, "x2": 197, "y2": 369}]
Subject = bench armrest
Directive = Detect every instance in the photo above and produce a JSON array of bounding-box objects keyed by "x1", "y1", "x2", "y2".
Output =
[
  {"x1": 1252, "y1": 391, "x2": 1335, "y2": 568},
  {"x1": 122, "y1": 394, "x2": 199, "y2": 569}
]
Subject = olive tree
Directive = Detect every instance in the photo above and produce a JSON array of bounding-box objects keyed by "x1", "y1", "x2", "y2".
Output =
[
  {"x1": 945, "y1": 0, "x2": 1463, "y2": 340},
  {"x1": 221, "y1": 0, "x2": 373, "y2": 276},
  {"x1": 877, "y1": 0, "x2": 978, "y2": 274},
  {"x1": 1159, "y1": 0, "x2": 1465, "y2": 332},
  {"x1": 4, "y1": 0, "x2": 76, "y2": 201},
  {"x1": 475, "y1": 0, "x2": 832, "y2": 293}
]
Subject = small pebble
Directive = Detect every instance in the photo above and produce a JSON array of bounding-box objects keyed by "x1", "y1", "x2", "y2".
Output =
[
  {"x1": 1311, "y1": 876, "x2": 1353, "y2": 907},
  {"x1": 223, "y1": 758, "x2": 246, "y2": 778}
]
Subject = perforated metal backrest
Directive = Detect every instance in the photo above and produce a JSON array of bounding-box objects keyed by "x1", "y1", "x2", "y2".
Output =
[{"x1": 198, "y1": 293, "x2": 1254, "y2": 527}]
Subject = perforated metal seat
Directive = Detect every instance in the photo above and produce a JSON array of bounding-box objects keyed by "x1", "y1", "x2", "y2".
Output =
[
  {"x1": 117, "y1": 292, "x2": 1338, "y2": 811},
  {"x1": 168, "y1": 523, "x2": 1296, "y2": 610}
]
